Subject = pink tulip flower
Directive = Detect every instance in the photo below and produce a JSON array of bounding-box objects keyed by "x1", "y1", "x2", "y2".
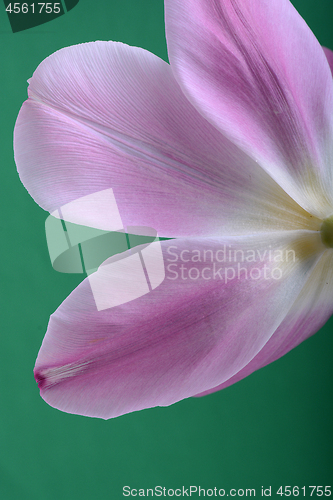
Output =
[{"x1": 14, "y1": 0, "x2": 333, "y2": 419}]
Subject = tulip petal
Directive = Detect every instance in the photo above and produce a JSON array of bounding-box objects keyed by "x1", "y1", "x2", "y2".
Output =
[
  {"x1": 165, "y1": 0, "x2": 333, "y2": 217},
  {"x1": 34, "y1": 232, "x2": 324, "y2": 419},
  {"x1": 195, "y1": 249, "x2": 333, "y2": 396},
  {"x1": 14, "y1": 42, "x2": 320, "y2": 237}
]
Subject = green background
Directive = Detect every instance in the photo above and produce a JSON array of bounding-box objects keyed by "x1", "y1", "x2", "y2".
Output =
[{"x1": 0, "y1": 1, "x2": 332, "y2": 498}]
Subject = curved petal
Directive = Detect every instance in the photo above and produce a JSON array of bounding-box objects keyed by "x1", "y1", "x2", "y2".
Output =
[
  {"x1": 14, "y1": 42, "x2": 320, "y2": 238},
  {"x1": 165, "y1": 0, "x2": 333, "y2": 217},
  {"x1": 323, "y1": 46, "x2": 333, "y2": 75},
  {"x1": 34, "y1": 232, "x2": 324, "y2": 419},
  {"x1": 196, "y1": 249, "x2": 333, "y2": 397}
]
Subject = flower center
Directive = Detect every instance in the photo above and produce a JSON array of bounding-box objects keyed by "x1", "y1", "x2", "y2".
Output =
[{"x1": 321, "y1": 215, "x2": 333, "y2": 248}]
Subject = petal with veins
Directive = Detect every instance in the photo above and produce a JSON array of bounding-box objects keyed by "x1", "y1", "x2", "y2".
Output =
[
  {"x1": 165, "y1": 0, "x2": 333, "y2": 217},
  {"x1": 34, "y1": 232, "x2": 324, "y2": 419},
  {"x1": 14, "y1": 42, "x2": 321, "y2": 238},
  {"x1": 195, "y1": 249, "x2": 333, "y2": 396}
]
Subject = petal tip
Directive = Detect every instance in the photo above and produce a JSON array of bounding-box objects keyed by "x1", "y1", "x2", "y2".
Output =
[{"x1": 34, "y1": 369, "x2": 46, "y2": 390}]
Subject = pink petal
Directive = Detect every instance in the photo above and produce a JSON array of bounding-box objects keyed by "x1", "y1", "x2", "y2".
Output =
[
  {"x1": 34, "y1": 232, "x2": 324, "y2": 419},
  {"x1": 323, "y1": 46, "x2": 333, "y2": 75},
  {"x1": 14, "y1": 42, "x2": 319, "y2": 238},
  {"x1": 195, "y1": 249, "x2": 333, "y2": 397},
  {"x1": 165, "y1": 0, "x2": 333, "y2": 218}
]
